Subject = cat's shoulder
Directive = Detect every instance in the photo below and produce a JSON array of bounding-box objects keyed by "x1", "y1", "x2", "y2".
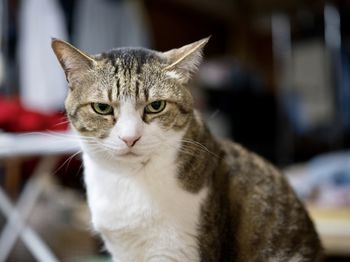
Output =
[
  {"x1": 219, "y1": 139, "x2": 278, "y2": 175},
  {"x1": 217, "y1": 138, "x2": 286, "y2": 193}
]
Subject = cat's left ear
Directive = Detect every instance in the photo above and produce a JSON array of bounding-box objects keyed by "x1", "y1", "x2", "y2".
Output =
[{"x1": 163, "y1": 37, "x2": 210, "y2": 83}]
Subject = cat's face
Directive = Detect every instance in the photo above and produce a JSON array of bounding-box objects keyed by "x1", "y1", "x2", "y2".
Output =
[{"x1": 52, "y1": 38, "x2": 208, "y2": 164}]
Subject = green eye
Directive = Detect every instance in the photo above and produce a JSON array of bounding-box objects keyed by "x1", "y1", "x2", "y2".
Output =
[
  {"x1": 91, "y1": 103, "x2": 113, "y2": 115},
  {"x1": 145, "y1": 100, "x2": 166, "y2": 114}
]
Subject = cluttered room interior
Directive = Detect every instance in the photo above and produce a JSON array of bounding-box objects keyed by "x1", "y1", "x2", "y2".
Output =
[{"x1": 0, "y1": 0, "x2": 350, "y2": 261}]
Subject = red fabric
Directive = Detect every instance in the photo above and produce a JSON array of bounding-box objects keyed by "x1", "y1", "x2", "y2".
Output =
[{"x1": 0, "y1": 96, "x2": 68, "y2": 132}]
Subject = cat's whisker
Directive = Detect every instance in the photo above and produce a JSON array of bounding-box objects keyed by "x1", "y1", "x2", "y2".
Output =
[
  {"x1": 56, "y1": 115, "x2": 69, "y2": 121},
  {"x1": 180, "y1": 139, "x2": 219, "y2": 158},
  {"x1": 88, "y1": 140, "x2": 131, "y2": 156},
  {"x1": 180, "y1": 138, "x2": 211, "y2": 152},
  {"x1": 96, "y1": 142, "x2": 123, "y2": 151},
  {"x1": 77, "y1": 162, "x2": 84, "y2": 175},
  {"x1": 87, "y1": 143, "x2": 114, "y2": 152},
  {"x1": 154, "y1": 134, "x2": 205, "y2": 153},
  {"x1": 179, "y1": 144, "x2": 211, "y2": 157},
  {"x1": 16, "y1": 132, "x2": 85, "y2": 152},
  {"x1": 53, "y1": 150, "x2": 82, "y2": 175},
  {"x1": 87, "y1": 147, "x2": 112, "y2": 157},
  {"x1": 177, "y1": 147, "x2": 202, "y2": 158},
  {"x1": 30, "y1": 131, "x2": 95, "y2": 144},
  {"x1": 52, "y1": 120, "x2": 70, "y2": 127},
  {"x1": 160, "y1": 137, "x2": 218, "y2": 158},
  {"x1": 158, "y1": 142, "x2": 198, "y2": 158}
]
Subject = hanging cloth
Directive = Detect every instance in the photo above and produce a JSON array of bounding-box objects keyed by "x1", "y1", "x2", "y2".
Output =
[
  {"x1": 73, "y1": 0, "x2": 152, "y2": 54},
  {"x1": 18, "y1": 0, "x2": 68, "y2": 113}
]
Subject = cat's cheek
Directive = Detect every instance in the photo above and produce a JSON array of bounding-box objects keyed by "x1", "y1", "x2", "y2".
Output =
[
  {"x1": 156, "y1": 111, "x2": 190, "y2": 132},
  {"x1": 70, "y1": 112, "x2": 114, "y2": 139},
  {"x1": 172, "y1": 114, "x2": 191, "y2": 131}
]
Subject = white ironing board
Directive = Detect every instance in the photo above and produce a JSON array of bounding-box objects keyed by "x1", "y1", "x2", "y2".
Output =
[{"x1": 0, "y1": 131, "x2": 80, "y2": 262}]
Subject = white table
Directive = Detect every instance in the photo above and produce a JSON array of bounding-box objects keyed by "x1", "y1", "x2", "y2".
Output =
[{"x1": 0, "y1": 132, "x2": 80, "y2": 262}]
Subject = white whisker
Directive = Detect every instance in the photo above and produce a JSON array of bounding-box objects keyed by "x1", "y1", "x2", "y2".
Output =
[{"x1": 53, "y1": 150, "x2": 82, "y2": 175}]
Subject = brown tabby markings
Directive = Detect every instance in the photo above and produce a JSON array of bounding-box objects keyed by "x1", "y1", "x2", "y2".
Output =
[
  {"x1": 63, "y1": 48, "x2": 192, "y2": 139},
  {"x1": 52, "y1": 38, "x2": 323, "y2": 261},
  {"x1": 195, "y1": 137, "x2": 323, "y2": 261}
]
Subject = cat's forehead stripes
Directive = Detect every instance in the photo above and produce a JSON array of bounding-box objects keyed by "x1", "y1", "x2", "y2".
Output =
[{"x1": 97, "y1": 48, "x2": 162, "y2": 102}]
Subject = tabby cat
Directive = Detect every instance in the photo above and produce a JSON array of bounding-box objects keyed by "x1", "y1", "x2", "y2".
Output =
[{"x1": 52, "y1": 37, "x2": 322, "y2": 261}]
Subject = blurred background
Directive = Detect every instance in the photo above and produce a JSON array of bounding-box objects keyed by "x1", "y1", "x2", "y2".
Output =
[{"x1": 0, "y1": 0, "x2": 350, "y2": 261}]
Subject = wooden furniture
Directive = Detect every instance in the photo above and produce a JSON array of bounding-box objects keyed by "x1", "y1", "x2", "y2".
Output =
[{"x1": 308, "y1": 206, "x2": 350, "y2": 257}]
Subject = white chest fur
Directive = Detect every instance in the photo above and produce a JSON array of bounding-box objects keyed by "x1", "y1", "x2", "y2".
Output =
[{"x1": 83, "y1": 151, "x2": 207, "y2": 262}]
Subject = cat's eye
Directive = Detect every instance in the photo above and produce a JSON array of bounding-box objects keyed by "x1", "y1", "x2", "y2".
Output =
[
  {"x1": 145, "y1": 101, "x2": 166, "y2": 114},
  {"x1": 91, "y1": 103, "x2": 113, "y2": 115}
]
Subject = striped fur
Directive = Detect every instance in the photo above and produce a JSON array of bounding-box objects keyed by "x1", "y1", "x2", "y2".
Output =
[{"x1": 52, "y1": 38, "x2": 323, "y2": 261}]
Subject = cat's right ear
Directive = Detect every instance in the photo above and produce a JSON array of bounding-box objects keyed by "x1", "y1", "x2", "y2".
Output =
[{"x1": 51, "y1": 38, "x2": 96, "y2": 81}]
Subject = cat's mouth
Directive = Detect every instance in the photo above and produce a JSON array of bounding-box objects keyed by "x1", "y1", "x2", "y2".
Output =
[
  {"x1": 116, "y1": 149, "x2": 141, "y2": 158},
  {"x1": 123, "y1": 152, "x2": 139, "y2": 157}
]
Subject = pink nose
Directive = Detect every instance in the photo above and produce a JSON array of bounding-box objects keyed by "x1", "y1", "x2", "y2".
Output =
[{"x1": 120, "y1": 136, "x2": 141, "y2": 147}]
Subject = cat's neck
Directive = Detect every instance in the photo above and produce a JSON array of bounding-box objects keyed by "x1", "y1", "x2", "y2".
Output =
[{"x1": 175, "y1": 111, "x2": 222, "y2": 193}]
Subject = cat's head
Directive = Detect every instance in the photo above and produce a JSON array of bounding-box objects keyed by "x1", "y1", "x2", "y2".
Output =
[{"x1": 52, "y1": 38, "x2": 209, "y2": 166}]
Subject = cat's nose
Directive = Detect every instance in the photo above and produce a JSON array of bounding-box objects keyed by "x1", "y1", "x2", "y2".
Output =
[{"x1": 119, "y1": 136, "x2": 141, "y2": 148}]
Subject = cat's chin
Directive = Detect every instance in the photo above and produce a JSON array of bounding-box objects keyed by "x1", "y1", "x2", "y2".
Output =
[
  {"x1": 112, "y1": 153, "x2": 151, "y2": 168},
  {"x1": 120, "y1": 152, "x2": 140, "y2": 157},
  {"x1": 115, "y1": 152, "x2": 143, "y2": 159},
  {"x1": 113, "y1": 149, "x2": 149, "y2": 162}
]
